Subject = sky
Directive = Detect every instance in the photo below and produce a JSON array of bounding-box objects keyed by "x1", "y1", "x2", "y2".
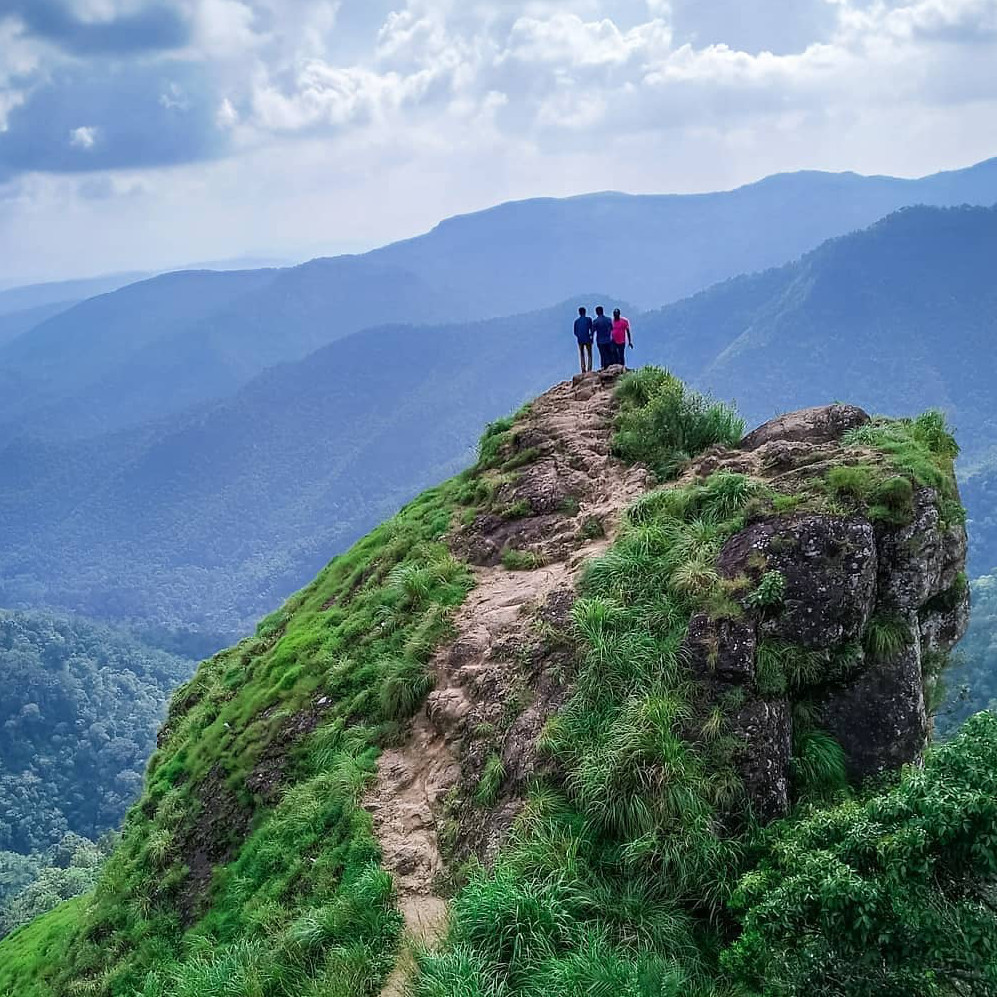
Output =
[{"x1": 0, "y1": 0, "x2": 996, "y2": 284}]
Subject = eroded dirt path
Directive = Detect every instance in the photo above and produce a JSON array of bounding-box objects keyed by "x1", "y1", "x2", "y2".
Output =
[{"x1": 364, "y1": 369, "x2": 650, "y2": 995}]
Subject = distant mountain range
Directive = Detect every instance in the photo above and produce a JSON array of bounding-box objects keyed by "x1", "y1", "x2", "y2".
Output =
[
  {"x1": 1, "y1": 198, "x2": 996, "y2": 641},
  {"x1": 2, "y1": 157, "x2": 997, "y2": 448}
]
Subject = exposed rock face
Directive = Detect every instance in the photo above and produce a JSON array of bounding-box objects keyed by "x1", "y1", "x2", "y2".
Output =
[
  {"x1": 689, "y1": 404, "x2": 969, "y2": 817},
  {"x1": 718, "y1": 514, "x2": 878, "y2": 649},
  {"x1": 818, "y1": 626, "x2": 928, "y2": 783}
]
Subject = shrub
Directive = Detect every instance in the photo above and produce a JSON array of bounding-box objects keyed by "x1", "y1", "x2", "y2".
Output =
[
  {"x1": 612, "y1": 367, "x2": 745, "y2": 480},
  {"x1": 745, "y1": 571, "x2": 786, "y2": 610}
]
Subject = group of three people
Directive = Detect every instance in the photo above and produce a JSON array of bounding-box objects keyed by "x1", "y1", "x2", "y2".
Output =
[{"x1": 573, "y1": 305, "x2": 633, "y2": 373}]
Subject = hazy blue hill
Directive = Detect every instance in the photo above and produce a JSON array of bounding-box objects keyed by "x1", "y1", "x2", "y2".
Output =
[
  {"x1": 0, "y1": 303, "x2": 77, "y2": 348},
  {"x1": 645, "y1": 205, "x2": 997, "y2": 458},
  {"x1": 0, "y1": 303, "x2": 582, "y2": 636},
  {"x1": 0, "y1": 269, "x2": 279, "y2": 436},
  {"x1": 368, "y1": 157, "x2": 997, "y2": 312},
  {"x1": 3, "y1": 158, "x2": 997, "y2": 446},
  {"x1": 0, "y1": 273, "x2": 149, "y2": 317},
  {"x1": 0, "y1": 259, "x2": 463, "y2": 442},
  {"x1": 2, "y1": 200, "x2": 997, "y2": 644}
]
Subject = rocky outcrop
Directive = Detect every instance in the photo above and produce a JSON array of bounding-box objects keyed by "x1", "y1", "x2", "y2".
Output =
[{"x1": 688, "y1": 405, "x2": 969, "y2": 816}]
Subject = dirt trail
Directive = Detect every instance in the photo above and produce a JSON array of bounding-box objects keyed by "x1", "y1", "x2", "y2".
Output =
[{"x1": 365, "y1": 369, "x2": 650, "y2": 996}]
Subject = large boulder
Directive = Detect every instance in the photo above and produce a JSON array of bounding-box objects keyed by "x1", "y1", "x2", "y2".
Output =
[
  {"x1": 739, "y1": 404, "x2": 870, "y2": 451},
  {"x1": 718, "y1": 514, "x2": 878, "y2": 649}
]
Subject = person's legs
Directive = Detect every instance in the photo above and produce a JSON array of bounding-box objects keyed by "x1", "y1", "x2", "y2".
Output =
[
  {"x1": 584, "y1": 343, "x2": 593, "y2": 372},
  {"x1": 597, "y1": 342, "x2": 613, "y2": 369},
  {"x1": 578, "y1": 342, "x2": 586, "y2": 374},
  {"x1": 615, "y1": 342, "x2": 626, "y2": 367}
]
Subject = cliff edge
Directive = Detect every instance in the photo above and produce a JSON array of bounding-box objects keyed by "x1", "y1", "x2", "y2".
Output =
[{"x1": 3, "y1": 367, "x2": 990, "y2": 997}]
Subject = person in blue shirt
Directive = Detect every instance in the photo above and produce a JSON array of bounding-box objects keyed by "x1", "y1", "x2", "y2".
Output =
[
  {"x1": 573, "y1": 306, "x2": 594, "y2": 373},
  {"x1": 592, "y1": 306, "x2": 616, "y2": 370}
]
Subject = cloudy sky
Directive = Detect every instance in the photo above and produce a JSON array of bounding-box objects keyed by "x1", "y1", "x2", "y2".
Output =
[{"x1": 1, "y1": 0, "x2": 996, "y2": 284}]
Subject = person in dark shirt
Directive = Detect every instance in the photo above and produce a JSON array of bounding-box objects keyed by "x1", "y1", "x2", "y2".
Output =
[
  {"x1": 592, "y1": 306, "x2": 615, "y2": 370},
  {"x1": 573, "y1": 306, "x2": 594, "y2": 373}
]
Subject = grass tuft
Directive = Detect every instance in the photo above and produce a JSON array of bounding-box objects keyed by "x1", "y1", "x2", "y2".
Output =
[{"x1": 613, "y1": 367, "x2": 744, "y2": 480}]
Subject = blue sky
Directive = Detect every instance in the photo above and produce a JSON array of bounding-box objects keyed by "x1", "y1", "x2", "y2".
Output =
[{"x1": 1, "y1": 0, "x2": 996, "y2": 283}]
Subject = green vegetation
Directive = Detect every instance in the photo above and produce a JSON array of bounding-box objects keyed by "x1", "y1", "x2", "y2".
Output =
[
  {"x1": 726, "y1": 712, "x2": 997, "y2": 994},
  {"x1": 825, "y1": 464, "x2": 916, "y2": 525},
  {"x1": 0, "y1": 611, "x2": 193, "y2": 855},
  {"x1": 612, "y1": 367, "x2": 745, "y2": 479},
  {"x1": 864, "y1": 613, "x2": 912, "y2": 659},
  {"x1": 843, "y1": 410, "x2": 964, "y2": 526},
  {"x1": 0, "y1": 474, "x2": 475, "y2": 996},
  {"x1": 745, "y1": 571, "x2": 786, "y2": 610},
  {"x1": 0, "y1": 833, "x2": 114, "y2": 938},
  {"x1": 475, "y1": 755, "x2": 506, "y2": 807}
]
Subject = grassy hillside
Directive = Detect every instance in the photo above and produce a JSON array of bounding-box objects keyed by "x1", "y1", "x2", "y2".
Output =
[
  {"x1": 0, "y1": 462, "x2": 478, "y2": 996},
  {"x1": 3, "y1": 370, "x2": 995, "y2": 996}
]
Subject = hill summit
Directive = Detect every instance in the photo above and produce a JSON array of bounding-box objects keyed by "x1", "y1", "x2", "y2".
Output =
[{"x1": 4, "y1": 367, "x2": 996, "y2": 997}]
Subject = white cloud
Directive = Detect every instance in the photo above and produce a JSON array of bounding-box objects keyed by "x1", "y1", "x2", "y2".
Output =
[
  {"x1": 69, "y1": 125, "x2": 99, "y2": 149},
  {"x1": 216, "y1": 96, "x2": 239, "y2": 128},
  {"x1": 504, "y1": 12, "x2": 672, "y2": 66},
  {"x1": 2, "y1": 0, "x2": 997, "y2": 282}
]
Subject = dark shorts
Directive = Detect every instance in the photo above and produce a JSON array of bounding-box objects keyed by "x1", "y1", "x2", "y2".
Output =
[{"x1": 575, "y1": 337, "x2": 593, "y2": 347}]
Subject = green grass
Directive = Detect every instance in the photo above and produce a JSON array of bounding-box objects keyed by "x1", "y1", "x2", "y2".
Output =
[
  {"x1": 0, "y1": 477, "x2": 475, "y2": 997},
  {"x1": 475, "y1": 754, "x2": 507, "y2": 807},
  {"x1": 864, "y1": 613, "x2": 912, "y2": 660},
  {"x1": 825, "y1": 464, "x2": 916, "y2": 525},
  {"x1": 502, "y1": 548, "x2": 544, "y2": 571},
  {"x1": 612, "y1": 367, "x2": 745, "y2": 480},
  {"x1": 842, "y1": 410, "x2": 964, "y2": 526},
  {"x1": 0, "y1": 898, "x2": 81, "y2": 996}
]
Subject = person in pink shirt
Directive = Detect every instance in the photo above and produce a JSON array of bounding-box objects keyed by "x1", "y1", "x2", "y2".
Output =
[{"x1": 611, "y1": 309, "x2": 633, "y2": 367}]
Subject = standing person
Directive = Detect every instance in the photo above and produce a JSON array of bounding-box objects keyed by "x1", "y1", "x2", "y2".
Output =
[
  {"x1": 573, "y1": 306, "x2": 594, "y2": 373},
  {"x1": 612, "y1": 308, "x2": 633, "y2": 367},
  {"x1": 592, "y1": 306, "x2": 615, "y2": 370}
]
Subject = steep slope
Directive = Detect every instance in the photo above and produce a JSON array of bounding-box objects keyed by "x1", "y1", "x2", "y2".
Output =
[
  {"x1": 3, "y1": 368, "x2": 989, "y2": 997},
  {"x1": 366, "y1": 372, "x2": 651, "y2": 982}
]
